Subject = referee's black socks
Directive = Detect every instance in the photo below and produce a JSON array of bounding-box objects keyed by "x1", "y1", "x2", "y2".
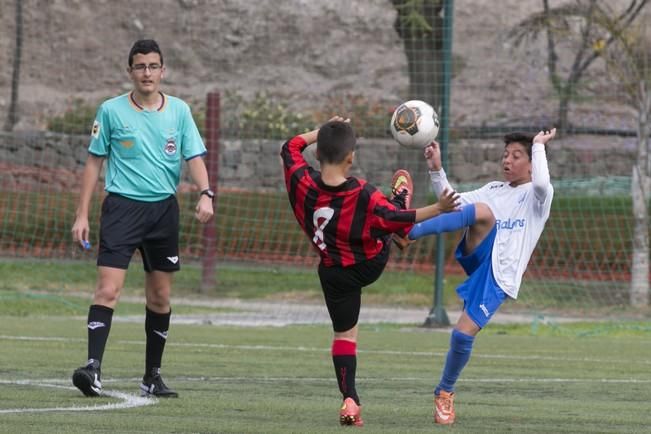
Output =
[
  {"x1": 145, "y1": 307, "x2": 171, "y2": 376},
  {"x1": 86, "y1": 304, "x2": 114, "y2": 366}
]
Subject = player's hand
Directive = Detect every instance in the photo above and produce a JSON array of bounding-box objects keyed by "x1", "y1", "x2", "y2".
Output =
[
  {"x1": 424, "y1": 141, "x2": 442, "y2": 171},
  {"x1": 71, "y1": 216, "x2": 91, "y2": 250},
  {"x1": 300, "y1": 116, "x2": 350, "y2": 145},
  {"x1": 328, "y1": 115, "x2": 350, "y2": 123},
  {"x1": 436, "y1": 188, "x2": 461, "y2": 213},
  {"x1": 195, "y1": 196, "x2": 214, "y2": 223},
  {"x1": 533, "y1": 128, "x2": 556, "y2": 145}
]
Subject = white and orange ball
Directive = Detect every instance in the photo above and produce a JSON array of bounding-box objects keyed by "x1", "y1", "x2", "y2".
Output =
[{"x1": 390, "y1": 100, "x2": 440, "y2": 148}]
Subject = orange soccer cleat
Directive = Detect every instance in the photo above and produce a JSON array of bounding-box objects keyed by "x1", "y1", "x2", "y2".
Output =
[
  {"x1": 390, "y1": 169, "x2": 415, "y2": 250},
  {"x1": 339, "y1": 397, "x2": 364, "y2": 427},
  {"x1": 433, "y1": 390, "x2": 456, "y2": 425},
  {"x1": 390, "y1": 169, "x2": 413, "y2": 209}
]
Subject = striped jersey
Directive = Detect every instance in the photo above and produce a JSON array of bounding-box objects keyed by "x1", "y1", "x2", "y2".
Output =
[{"x1": 281, "y1": 135, "x2": 416, "y2": 267}]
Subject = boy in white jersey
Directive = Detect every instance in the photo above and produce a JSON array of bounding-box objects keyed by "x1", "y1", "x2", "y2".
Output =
[{"x1": 406, "y1": 129, "x2": 556, "y2": 424}]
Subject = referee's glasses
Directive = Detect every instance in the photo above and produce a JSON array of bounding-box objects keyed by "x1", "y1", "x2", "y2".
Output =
[{"x1": 131, "y1": 63, "x2": 162, "y2": 73}]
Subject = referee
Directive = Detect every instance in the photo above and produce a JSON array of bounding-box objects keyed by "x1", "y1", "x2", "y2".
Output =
[{"x1": 70, "y1": 39, "x2": 214, "y2": 398}]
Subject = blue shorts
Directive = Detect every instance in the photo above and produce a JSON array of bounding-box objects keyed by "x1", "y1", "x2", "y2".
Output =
[{"x1": 454, "y1": 226, "x2": 506, "y2": 329}]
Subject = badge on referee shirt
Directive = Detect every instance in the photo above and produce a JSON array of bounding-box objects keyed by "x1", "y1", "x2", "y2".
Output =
[
  {"x1": 91, "y1": 120, "x2": 100, "y2": 139},
  {"x1": 164, "y1": 137, "x2": 177, "y2": 156}
]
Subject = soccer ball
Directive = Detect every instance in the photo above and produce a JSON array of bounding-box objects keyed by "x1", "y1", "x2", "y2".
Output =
[{"x1": 390, "y1": 100, "x2": 440, "y2": 148}]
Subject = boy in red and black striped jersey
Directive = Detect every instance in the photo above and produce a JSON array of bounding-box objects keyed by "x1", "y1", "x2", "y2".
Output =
[{"x1": 281, "y1": 116, "x2": 459, "y2": 426}]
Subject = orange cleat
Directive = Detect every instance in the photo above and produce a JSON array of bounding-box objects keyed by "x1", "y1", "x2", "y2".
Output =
[
  {"x1": 390, "y1": 169, "x2": 413, "y2": 209},
  {"x1": 390, "y1": 169, "x2": 415, "y2": 251},
  {"x1": 434, "y1": 390, "x2": 456, "y2": 425},
  {"x1": 339, "y1": 397, "x2": 364, "y2": 427}
]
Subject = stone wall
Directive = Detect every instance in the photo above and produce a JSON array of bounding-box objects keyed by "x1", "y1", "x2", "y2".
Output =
[{"x1": 0, "y1": 132, "x2": 638, "y2": 193}]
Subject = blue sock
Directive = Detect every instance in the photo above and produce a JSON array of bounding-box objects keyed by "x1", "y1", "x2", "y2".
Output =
[
  {"x1": 435, "y1": 329, "x2": 475, "y2": 394},
  {"x1": 409, "y1": 204, "x2": 476, "y2": 240}
]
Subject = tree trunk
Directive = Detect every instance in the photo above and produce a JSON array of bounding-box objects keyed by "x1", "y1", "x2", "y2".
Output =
[
  {"x1": 556, "y1": 89, "x2": 571, "y2": 133},
  {"x1": 392, "y1": 0, "x2": 444, "y2": 206},
  {"x1": 403, "y1": 34, "x2": 444, "y2": 108},
  {"x1": 630, "y1": 82, "x2": 650, "y2": 307},
  {"x1": 4, "y1": 0, "x2": 23, "y2": 131},
  {"x1": 630, "y1": 168, "x2": 650, "y2": 306},
  {"x1": 557, "y1": 75, "x2": 580, "y2": 133}
]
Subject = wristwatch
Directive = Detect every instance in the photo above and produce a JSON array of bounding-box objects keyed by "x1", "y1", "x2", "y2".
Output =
[{"x1": 200, "y1": 188, "x2": 215, "y2": 201}]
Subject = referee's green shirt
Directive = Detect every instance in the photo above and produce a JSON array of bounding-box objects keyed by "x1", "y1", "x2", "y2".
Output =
[{"x1": 88, "y1": 92, "x2": 206, "y2": 202}]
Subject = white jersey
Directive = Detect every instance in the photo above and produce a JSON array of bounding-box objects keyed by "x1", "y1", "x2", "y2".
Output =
[{"x1": 429, "y1": 143, "x2": 553, "y2": 298}]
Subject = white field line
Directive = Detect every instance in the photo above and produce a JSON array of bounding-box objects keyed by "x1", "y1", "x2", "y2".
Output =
[
  {"x1": 1, "y1": 334, "x2": 650, "y2": 366},
  {"x1": 174, "y1": 376, "x2": 651, "y2": 384},
  {"x1": 0, "y1": 379, "x2": 156, "y2": 414},
  {"x1": 6, "y1": 376, "x2": 650, "y2": 388}
]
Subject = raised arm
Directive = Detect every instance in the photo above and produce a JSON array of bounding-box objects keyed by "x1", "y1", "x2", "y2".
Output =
[
  {"x1": 531, "y1": 128, "x2": 555, "y2": 203},
  {"x1": 424, "y1": 141, "x2": 482, "y2": 207},
  {"x1": 281, "y1": 116, "x2": 350, "y2": 172},
  {"x1": 424, "y1": 141, "x2": 455, "y2": 198}
]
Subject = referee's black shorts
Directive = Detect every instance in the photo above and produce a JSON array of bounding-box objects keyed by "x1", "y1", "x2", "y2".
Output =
[
  {"x1": 318, "y1": 242, "x2": 390, "y2": 332},
  {"x1": 97, "y1": 193, "x2": 180, "y2": 272}
]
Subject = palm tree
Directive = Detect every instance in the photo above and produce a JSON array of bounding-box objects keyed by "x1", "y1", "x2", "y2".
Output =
[
  {"x1": 510, "y1": 0, "x2": 650, "y2": 306},
  {"x1": 507, "y1": 0, "x2": 648, "y2": 133},
  {"x1": 391, "y1": 0, "x2": 445, "y2": 205}
]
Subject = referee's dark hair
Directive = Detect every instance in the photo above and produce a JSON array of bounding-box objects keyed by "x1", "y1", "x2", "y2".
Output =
[
  {"x1": 128, "y1": 39, "x2": 164, "y2": 67},
  {"x1": 317, "y1": 121, "x2": 357, "y2": 164},
  {"x1": 504, "y1": 132, "x2": 535, "y2": 160}
]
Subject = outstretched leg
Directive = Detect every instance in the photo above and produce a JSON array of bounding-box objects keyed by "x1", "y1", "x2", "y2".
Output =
[
  {"x1": 409, "y1": 204, "x2": 477, "y2": 240},
  {"x1": 408, "y1": 202, "x2": 497, "y2": 253}
]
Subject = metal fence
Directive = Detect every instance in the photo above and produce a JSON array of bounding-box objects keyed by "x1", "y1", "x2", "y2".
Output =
[{"x1": 1, "y1": 0, "x2": 649, "y2": 311}]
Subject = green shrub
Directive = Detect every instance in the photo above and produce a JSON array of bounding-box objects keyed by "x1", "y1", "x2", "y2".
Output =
[
  {"x1": 44, "y1": 93, "x2": 395, "y2": 140},
  {"x1": 220, "y1": 91, "x2": 394, "y2": 140},
  {"x1": 46, "y1": 99, "x2": 97, "y2": 135},
  {"x1": 315, "y1": 93, "x2": 394, "y2": 137},
  {"x1": 221, "y1": 91, "x2": 315, "y2": 139}
]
